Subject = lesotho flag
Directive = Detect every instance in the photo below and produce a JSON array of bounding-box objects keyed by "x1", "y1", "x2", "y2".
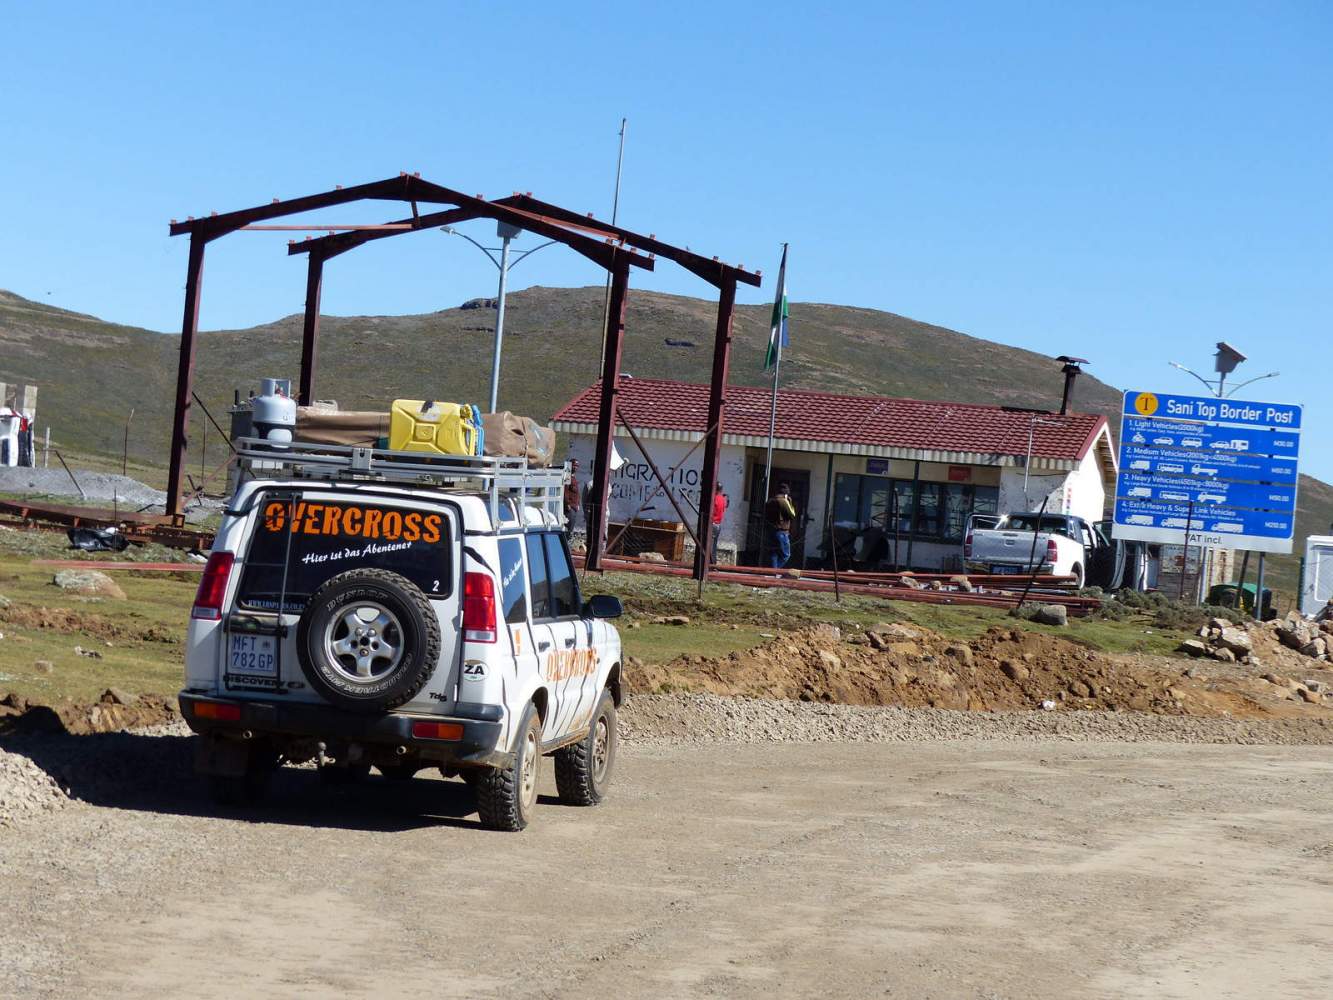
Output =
[{"x1": 763, "y1": 244, "x2": 789, "y2": 371}]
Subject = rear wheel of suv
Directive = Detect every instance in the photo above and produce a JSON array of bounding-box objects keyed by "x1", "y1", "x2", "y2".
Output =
[
  {"x1": 475, "y1": 703, "x2": 542, "y2": 832},
  {"x1": 296, "y1": 569, "x2": 441, "y2": 713},
  {"x1": 554, "y1": 689, "x2": 617, "y2": 806}
]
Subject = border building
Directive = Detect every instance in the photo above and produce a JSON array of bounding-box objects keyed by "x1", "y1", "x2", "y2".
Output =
[{"x1": 552, "y1": 378, "x2": 1117, "y2": 570}]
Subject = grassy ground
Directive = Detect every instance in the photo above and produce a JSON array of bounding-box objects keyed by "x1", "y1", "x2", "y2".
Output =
[
  {"x1": 0, "y1": 528, "x2": 1198, "y2": 708},
  {"x1": 590, "y1": 571, "x2": 1195, "y2": 664}
]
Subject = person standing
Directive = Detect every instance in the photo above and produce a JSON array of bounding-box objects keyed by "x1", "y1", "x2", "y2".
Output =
[
  {"x1": 563, "y1": 459, "x2": 582, "y2": 532},
  {"x1": 710, "y1": 483, "x2": 728, "y2": 565},
  {"x1": 764, "y1": 483, "x2": 797, "y2": 569}
]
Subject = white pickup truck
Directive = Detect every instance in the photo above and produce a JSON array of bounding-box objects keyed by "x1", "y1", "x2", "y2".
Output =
[{"x1": 964, "y1": 512, "x2": 1111, "y2": 588}]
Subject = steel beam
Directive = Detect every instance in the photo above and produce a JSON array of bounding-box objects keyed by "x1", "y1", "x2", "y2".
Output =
[
  {"x1": 498, "y1": 194, "x2": 762, "y2": 289},
  {"x1": 297, "y1": 252, "x2": 325, "y2": 405},
  {"x1": 287, "y1": 206, "x2": 483, "y2": 259},
  {"x1": 165, "y1": 233, "x2": 206, "y2": 521},
  {"x1": 584, "y1": 256, "x2": 631, "y2": 572},
  {"x1": 169, "y1": 177, "x2": 410, "y2": 238},
  {"x1": 693, "y1": 275, "x2": 738, "y2": 580}
]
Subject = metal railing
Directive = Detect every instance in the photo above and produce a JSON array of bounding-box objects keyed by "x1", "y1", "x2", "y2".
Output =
[{"x1": 233, "y1": 437, "x2": 565, "y2": 530}]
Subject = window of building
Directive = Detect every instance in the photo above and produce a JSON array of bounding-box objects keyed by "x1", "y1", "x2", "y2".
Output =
[{"x1": 831, "y1": 473, "x2": 998, "y2": 545}]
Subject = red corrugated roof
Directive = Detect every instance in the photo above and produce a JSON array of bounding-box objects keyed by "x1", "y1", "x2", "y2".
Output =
[{"x1": 552, "y1": 378, "x2": 1107, "y2": 463}]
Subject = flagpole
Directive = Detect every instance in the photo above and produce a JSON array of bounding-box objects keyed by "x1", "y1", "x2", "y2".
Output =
[
  {"x1": 762, "y1": 335, "x2": 781, "y2": 501},
  {"x1": 762, "y1": 242, "x2": 788, "y2": 504}
]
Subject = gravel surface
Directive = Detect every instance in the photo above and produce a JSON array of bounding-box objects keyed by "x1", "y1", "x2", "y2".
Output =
[
  {"x1": 2, "y1": 735, "x2": 1331, "y2": 998},
  {"x1": 0, "y1": 466, "x2": 167, "y2": 509},
  {"x1": 2, "y1": 695, "x2": 1328, "y2": 836},
  {"x1": 620, "y1": 692, "x2": 1333, "y2": 746}
]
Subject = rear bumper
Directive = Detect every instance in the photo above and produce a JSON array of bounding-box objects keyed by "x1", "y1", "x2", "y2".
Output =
[
  {"x1": 966, "y1": 561, "x2": 1055, "y2": 575},
  {"x1": 178, "y1": 692, "x2": 508, "y2": 767}
]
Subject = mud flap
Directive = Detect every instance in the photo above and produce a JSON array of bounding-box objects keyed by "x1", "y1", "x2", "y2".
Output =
[{"x1": 194, "y1": 733, "x2": 251, "y2": 777}]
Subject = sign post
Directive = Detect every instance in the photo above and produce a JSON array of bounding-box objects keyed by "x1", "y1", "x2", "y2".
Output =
[{"x1": 1112, "y1": 391, "x2": 1302, "y2": 564}]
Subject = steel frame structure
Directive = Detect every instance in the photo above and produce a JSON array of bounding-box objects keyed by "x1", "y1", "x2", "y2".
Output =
[{"x1": 166, "y1": 173, "x2": 760, "y2": 581}]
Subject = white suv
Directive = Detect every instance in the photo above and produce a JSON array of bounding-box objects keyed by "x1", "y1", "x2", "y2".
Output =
[{"x1": 180, "y1": 452, "x2": 623, "y2": 833}]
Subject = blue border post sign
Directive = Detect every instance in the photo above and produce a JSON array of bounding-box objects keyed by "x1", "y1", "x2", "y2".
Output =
[{"x1": 1112, "y1": 391, "x2": 1302, "y2": 554}]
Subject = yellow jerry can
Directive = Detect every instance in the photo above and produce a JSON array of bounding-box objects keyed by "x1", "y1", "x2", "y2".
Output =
[{"x1": 388, "y1": 400, "x2": 479, "y2": 456}]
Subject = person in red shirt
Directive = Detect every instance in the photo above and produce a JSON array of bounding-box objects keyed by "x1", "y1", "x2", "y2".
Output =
[{"x1": 710, "y1": 484, "x2": 728, "y2": 565}]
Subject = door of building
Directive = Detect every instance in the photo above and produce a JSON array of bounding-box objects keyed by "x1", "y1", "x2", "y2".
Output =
[{"x1": 744, "y1": 466, "x2": 811, "y2": 566}]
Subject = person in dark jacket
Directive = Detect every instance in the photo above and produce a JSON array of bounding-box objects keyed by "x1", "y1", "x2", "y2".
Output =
[
  {"x1": 764, "y1": 483, "x2": 797, "y2": 569},
  {"x1": 563, "y1": 460, "x2": 581, "y2": 531}
]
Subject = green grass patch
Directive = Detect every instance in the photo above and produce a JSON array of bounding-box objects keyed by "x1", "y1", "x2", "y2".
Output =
[
  {"x1": 0, "y1": 552, "x2": 194, "y2": 702},
  {"x1": 622, "y1": 622, "x2": 770, "y2": 664}
]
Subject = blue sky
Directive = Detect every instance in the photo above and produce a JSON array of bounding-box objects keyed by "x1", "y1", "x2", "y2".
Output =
[{"x1": 2, "y1": 2, "x2": 1329, "y2": 479}]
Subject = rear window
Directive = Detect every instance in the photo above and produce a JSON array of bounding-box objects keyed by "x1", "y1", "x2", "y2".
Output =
[
  {"x1": 237, "y1": 495, "x2": 452, "y2": 612},
  {"x1": 1006, "y1": 515, "x2": 1074, "y2": 538}
]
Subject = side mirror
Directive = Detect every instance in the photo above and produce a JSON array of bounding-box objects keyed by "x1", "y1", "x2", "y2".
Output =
[{"x1": 584, "y1": 594, "x2": 623, "y2": 619}]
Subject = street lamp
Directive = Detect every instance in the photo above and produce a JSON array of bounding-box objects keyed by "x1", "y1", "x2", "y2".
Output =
[
  {"x1": 1168, "y1": 343, "x2": 1279, "y2": 399},
  {"x1": 442, "y1": 224, "x2": 557, "y2": 413}
]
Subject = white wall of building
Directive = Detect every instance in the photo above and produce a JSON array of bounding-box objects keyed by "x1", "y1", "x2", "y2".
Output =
[
  {"x1": 998, "y1": 455, "x2": 1106, "y2": 525},
  {"x1": 565, "y1": 436, "x2": 748, "y2": 547},
  {"x1": 566, "y1": 431, "x2": 1110, "y2": 570}
]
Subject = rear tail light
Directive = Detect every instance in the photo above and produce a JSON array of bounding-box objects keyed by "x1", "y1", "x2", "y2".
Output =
[
  {"x1": 192, "y1": 700, "x2": 242, "y2": 722},
  {"x1": 412, "y1": 720, "x2": 464, "y2": 741},
  {"x1": 462, "y1": 572, "x2": 497, "y2": 643},
  {"x1": 964, "y1": 532, "x2": 973, "y2": 558},
  {"x1": 1045, "y1": 539, "x2": 1059, "y2": 565},
  {"x1": 191, "y1": 551, "x2": 235, "y2": 620}
]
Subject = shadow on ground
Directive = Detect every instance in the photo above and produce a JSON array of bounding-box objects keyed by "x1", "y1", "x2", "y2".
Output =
[{"x1": 0, "y1": 729, "x2": 535, "y2": 833}]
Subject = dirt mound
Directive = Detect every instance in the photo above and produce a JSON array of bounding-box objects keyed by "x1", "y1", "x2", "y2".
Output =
[
  {"x1": 625, "y1": 623, "x2": 1332, "y2": 720},
  {"x1": 0, "y1": 604, "x2": 180, "y2": 643},
  {"x1": 0, "y1": 690, "x2": 180, "y2": 736}
]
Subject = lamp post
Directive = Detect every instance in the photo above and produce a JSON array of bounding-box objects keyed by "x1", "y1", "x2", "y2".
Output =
[
  {"x1": 1168, "y1": 344, "x2": 1280, "y2": 614},
  {"x1": 442, "y1": 224, "x2": 557, "y2": 413}
]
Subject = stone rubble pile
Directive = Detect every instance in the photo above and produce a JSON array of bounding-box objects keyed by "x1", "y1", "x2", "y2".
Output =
[
  {"x1": 0, "y1": 747, "x2": 69, "y2": 827},
  {"x1": 1273, "y1": 608, "x2": 1333, "y2": 661},
  {"x1": 1177, "y1": 617, "x2": 1259, "y2": 665}
]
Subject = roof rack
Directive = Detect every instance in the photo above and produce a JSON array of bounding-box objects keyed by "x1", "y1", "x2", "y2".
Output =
[{"x1": 234, "y1": 438, "x2": 565, "y2": 529}]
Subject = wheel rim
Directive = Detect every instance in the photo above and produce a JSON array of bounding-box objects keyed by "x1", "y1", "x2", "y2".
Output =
[
  {"x1": 591, "y1": 713, "x2": 611, "y2": 783},
  {"x1": 323, "y1": 602, "x2": 405, "y2": 684},
  {"x1": 520, "y1": 726, "x2": 539, "y2": 810}
]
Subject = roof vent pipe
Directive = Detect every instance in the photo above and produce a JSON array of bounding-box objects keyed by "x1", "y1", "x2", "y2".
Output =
[{"x1": 1056, "y1": 356, "x2": 1089, "y2": 415}]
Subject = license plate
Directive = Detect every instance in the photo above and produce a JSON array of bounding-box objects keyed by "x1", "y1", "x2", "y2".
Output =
[
  {"x1": 991, "y1": 564, "x2": 1021, "y2": 575},
  {"x1": 229, "y1": 634, "x2": 276, "y2": 675}
]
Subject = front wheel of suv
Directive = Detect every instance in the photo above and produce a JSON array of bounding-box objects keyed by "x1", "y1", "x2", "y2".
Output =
[
  {"x1": 474, "y1": 703, "x2": 542, "y2": 832},
  {"x1": 554, "y1": 689, "x2": 617, "y2": 806}
]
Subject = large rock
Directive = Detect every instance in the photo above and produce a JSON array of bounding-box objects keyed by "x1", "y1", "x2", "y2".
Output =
[
  {"x1": 816, "y1": 650, "x2": 842, "y2": 670},
  {"x1": 945, "y1": 645, "x2": 974, "y2": 668},
  {"x1": 999, "y1": 659, "x2": 1029, "y2": 681},
  {"x1": 1299, "y1": 638, "x2": 1328, "y2": 659},
  {"x1": 1032, "y1": 604, "x2": 1068, "y2": 627},
  {"x1": 53, "y1": 569, "x2": 125, "y2": 600},
  {"x1": 1177, "y1": 639, "x2": 1211, "y2": 658},
  {"x1": 1215, "y1": 627, "x2": 1253, "y2": 655}
]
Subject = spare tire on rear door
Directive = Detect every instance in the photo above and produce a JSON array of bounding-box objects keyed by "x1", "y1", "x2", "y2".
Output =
[{"x1": 296, "y1": 568, "x2": 441, "y2": 713}]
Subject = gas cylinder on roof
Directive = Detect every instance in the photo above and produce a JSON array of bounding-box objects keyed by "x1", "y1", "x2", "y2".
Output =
[{"x1": 252, "y1": 377, "x2": 297, "y2": 446}]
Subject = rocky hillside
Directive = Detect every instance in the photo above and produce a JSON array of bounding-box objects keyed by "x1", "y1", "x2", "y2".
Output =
[{"x1": 0, "y1": 285, "x2": 1121, "y2": 465}]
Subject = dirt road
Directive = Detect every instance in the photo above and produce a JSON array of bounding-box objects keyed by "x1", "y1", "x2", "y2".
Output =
[{"x1": 3, "y1": 730, "x2": 1332, "y2": 1000}]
